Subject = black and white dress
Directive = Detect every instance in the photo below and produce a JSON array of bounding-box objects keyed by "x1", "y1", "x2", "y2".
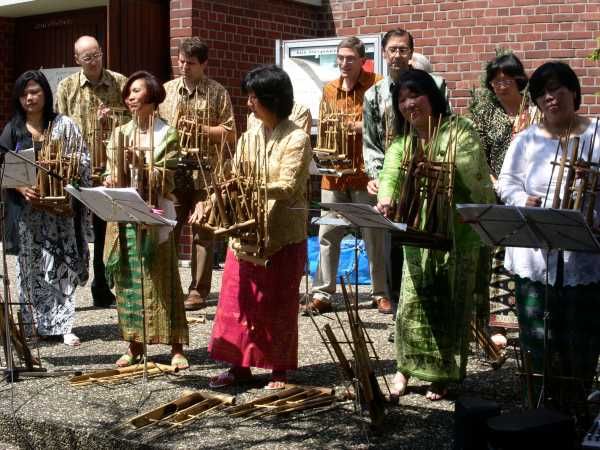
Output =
[{"x1": 0, "y1": 114, "x2": 90, "y2": 336}]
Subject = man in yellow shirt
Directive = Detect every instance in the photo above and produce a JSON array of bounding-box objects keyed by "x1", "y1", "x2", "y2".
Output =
[{"x1": 56, "y1": 35, "x2": 127, "y2": 308}]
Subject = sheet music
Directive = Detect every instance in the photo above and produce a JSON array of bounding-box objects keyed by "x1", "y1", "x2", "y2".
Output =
[
  {"x1": 65, "y1": 185, "x2": 176, "y2": 227},
  {"x1": 320, "y1": 202, "x2": 407, "y2": 231},
  {"x1": 2, "y1": 148, "x2": 36, "y2": 188}
]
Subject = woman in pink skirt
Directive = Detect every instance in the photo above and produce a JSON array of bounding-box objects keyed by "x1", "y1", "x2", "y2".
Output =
[{"x1": 194, "y1": 65, "x2": 311, "y2": 390}]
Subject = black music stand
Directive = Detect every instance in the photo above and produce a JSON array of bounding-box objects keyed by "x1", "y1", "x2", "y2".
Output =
[
  {"x1": 457, "y1": 203, "x2": 600, "y2": 408},
  {"x1": 67, "y1": 185, "x2": 177, "y2": 382}
]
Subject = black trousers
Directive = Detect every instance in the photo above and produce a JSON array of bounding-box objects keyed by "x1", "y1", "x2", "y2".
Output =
[{"x1": 91, "y1": 213, "x2": 113, "y2": 302}]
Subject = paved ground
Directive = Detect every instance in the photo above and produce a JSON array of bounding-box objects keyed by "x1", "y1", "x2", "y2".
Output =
[{"x1": 0, "y1": 245, "x2": 525, "y2": 449}]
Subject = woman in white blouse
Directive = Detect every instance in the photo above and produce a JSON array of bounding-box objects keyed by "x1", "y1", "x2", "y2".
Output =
[{"x1": 498, "y1": 61, "x2": 600, "y2": 411}]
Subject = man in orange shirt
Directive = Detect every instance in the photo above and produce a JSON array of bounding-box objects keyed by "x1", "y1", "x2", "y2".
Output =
[{"x1": 303, "y1": 36, "x2": 391, "y2": 314}]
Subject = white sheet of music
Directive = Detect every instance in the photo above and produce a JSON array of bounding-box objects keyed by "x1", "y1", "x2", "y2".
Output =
[
  {"x1": 2, "y1": 148, "x2": 36, "y2": 188},
  {"x1": 65, "y1": 185, "x2": 176, "y2": 227}
]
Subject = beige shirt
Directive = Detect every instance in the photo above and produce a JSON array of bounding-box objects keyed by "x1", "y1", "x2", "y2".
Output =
[
  {"x1": 233, "y1": 119, "x2": 312, "y2": 256},
  {"x1": 247, "y1": 102, "x2": 312, "y2": 135},
  {"x1": 56, "y1": 68, "x2": 127, "y2": 141}
]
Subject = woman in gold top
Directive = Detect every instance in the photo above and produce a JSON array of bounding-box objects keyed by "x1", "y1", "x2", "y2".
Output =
[
  {"x1": 198, "y1": 65, "x2": 312, "y2": 389},
  {"x1": 104, "y1": 71, "x2": 189, "y2": 369}
]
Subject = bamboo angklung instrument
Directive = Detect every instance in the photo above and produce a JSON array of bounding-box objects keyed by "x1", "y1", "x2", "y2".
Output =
[
  {"x1": 313, "y1": 91, "x2": 358, "y2": 177},
  {"x1": 196, "y1": 129, "x2": 270, "y2": 267},
  {"x1": 546, "y1": 118, "x2": 600, "y2": 228},
  {"x1": 390, "y1": 116, "x2": 457, "y2": 250},
  {"x1": 88, "y1": 98, "x2": 128, "y2": 184},
  {"x1": 174, "y1": 86, "x2": 213, "y2": 170},
  {"x1": 35, "y1": 121, "x2": 86, "y2": 215},
  {"x1": 110, "y1": 112, "x2": 165, "y2": 208}
]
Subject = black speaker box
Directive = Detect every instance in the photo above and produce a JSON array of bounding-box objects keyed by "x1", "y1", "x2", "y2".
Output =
[
  {"x1": 454, "y1": 396, "x2": 501, "y2": 450},
  {"x1": 486, "y1": 408, "x2": 575, "y2": 450}
]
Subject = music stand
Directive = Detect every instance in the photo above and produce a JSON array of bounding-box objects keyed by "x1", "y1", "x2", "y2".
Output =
[
  {"x1": 457, "y1": 203, "x2": 600, "y2": 407},
  {"x1": 66, "y1": 185, "x2": 176, "y2": 381}
]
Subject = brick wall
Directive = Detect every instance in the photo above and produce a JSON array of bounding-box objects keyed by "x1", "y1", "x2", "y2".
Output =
[
  {"x1": 168, "y1": 0, "x2": 323, "y2": 131},
  {"x1": 0, "y1": 17, "x2": 15, "y2": 128},
  {"x1": 324, "y1": 0, "x2": 600, "y2": 115}
]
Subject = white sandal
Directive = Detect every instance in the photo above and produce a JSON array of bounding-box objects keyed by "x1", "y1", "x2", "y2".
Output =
[{"x1": 63, "y1": 333, "x2": 80, "y2": 347}]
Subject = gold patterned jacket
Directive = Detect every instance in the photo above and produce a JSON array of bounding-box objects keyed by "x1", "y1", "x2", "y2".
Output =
[
  {"x1": 56, "y1": 68, "x2": 127, "y2": 141},
  {"x1": 233, "y1": 119, "x2": 312, "y2": 257}
]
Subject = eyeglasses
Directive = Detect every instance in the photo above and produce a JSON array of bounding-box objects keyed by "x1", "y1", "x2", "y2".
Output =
[
  {"x1": 386, "y1": 46, "x2": 411, "y2": 56},
  {"x1": 491, "y1": 79, "x2": 515, "y2": 88},
  {"x1": 78, "y1": 52, "x2": 103, "y2": 64}
]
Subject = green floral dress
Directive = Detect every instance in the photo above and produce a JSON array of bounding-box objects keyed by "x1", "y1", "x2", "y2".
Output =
[{"x1": 378, "y1": 116, "x2": 494, "y2": 383}]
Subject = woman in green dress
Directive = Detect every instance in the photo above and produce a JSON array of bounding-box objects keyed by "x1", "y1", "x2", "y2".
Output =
[
  {"x1": 376, "y1": 69, "x2": 494, "y2": 400},
  {"x1": 104, "y1": 71, "x2": 189, "y2": 369}
]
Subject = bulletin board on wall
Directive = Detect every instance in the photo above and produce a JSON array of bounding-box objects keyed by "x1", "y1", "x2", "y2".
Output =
[{"x1": 276, "y1": 35, "x2": 384, "y2": 131}]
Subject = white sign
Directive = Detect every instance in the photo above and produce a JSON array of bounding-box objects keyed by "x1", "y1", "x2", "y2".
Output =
[
  {"x1": 277, "y1": 36, "x2": 383, "y2": 130},
  {"x1": 40, "y1": 67, "x2": 79, "y2": 97}
]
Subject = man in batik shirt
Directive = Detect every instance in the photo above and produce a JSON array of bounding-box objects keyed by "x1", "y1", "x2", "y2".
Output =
[
  {"x1": 159, "y1": 37, "x2": 236, "y2": 311},
  {"x1": 56, "y1": 35, "x2": 127, "y2": 308}
]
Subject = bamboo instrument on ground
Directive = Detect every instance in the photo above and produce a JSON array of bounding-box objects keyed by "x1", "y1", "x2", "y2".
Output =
[
  {"x1": 223, "y1": 385, "x2": 335, "y2": 420},
  {"x1": 69, "y1": 362, "x2": 178, "y2": 387},
  {"x1": 128, "y1": 390, "x2": 234, "y2": 430}
]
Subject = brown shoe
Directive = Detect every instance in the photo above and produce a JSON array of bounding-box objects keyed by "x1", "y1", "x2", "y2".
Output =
[
  {"x1": 184, "y1": 292, "x2": 207, "y2": 311},
  {"x1": 375, "y1": 297, "x2": 393, "y2": 314},
  {"x1": 301, "y1": 298, "x2": 333, "y2": 315}
]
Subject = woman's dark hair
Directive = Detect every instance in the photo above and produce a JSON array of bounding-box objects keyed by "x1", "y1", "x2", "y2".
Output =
[
  {"x1": 529, "y1": 61, "x2": 581, "y2": 111},
  {"x1": 392, "y1": 69, "x2": 450, "y2": 134},
  {"x1": 11, "y1": 70, "x2": 56, "y2": 141},
  {"x1": 122, "y1": 70, "x2": 166, "y2": 108},
  {"x1": 485, "y1": 53, "x2": 528, "y2": 92},
  {"x1": 242, "y1": 65, "x2": 294, "y2": 120}
]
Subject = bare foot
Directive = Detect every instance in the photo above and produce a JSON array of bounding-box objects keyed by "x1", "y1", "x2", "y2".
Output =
[
  {"x1": 390, "y1": 371, "x2": 409, "y2": 398},
  {"x1": 425, "y1": 382, "x2": 448, "y2": 401}
]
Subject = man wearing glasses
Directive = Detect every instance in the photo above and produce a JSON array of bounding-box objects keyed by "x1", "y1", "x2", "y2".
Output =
[
  {"x1": 362, "y1": 29, "x2": 451, "y2": 322},
  {"x1": 303, "y1": 36, "x2": 389, "y2": 315},
  {"x1": 56, "y1": 35, "x2": 127, "y2": 308}
]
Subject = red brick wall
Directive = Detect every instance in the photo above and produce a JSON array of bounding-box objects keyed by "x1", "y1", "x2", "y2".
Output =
[
  {"x1": 168, "y1": 0, "x2": 322, "y2": 132},
  {"x1": 0, "y1": 17, "x2": 15, "y2": 128},
  {"x1": 324, "y1": 0, "x2": 600, "y2": 115}
]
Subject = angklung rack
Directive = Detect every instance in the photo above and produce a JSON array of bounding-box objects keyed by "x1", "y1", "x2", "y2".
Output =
[
  {"x1": 391, "y1": 116, "x2": 458, "y2": 251},
  {"x1": 544, "y1": 118, "x2": 600, "y2": 227},
  {"x1": 88, "y1": 99, "x2": 128, "y2": 185},
  {"x1": 313, "y1": 93, "x2": 359, "y2": 177},
  {"x1": 35, "y1": 124, "x2": 86, "y2": 216},
  {"x1": 173, "y1": 87, "x2": 213, "y2": 171},
  {"x1": 108, "y1": 112, "x2": 166, "y2": 209},
  {"x1": 195, "y1": 128, "x2": 269, "y2": 267}
]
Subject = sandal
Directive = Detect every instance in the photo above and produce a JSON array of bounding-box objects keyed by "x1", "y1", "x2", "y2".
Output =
[
  {"x1": 209, "y1": 368, "x2": 253, "y2": 389},
  {"x1": 115, "y1": 352, "x2": 141, "y2": 368},
  {"x1": 264, "y1": 381, "x2": 286, "y2": 390},
  {"x1": 425, "y1": 382, "x2": 448, "y2": 401},
  {"x1": 171, "y1": 354, "x2": 189, "y2": 370},
  {"x1": 264, "y1": 370, "x2": 287, "y2": 390},
  {"x1": 63, "y1": 333, "x2": 81, "y2": 347}
]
